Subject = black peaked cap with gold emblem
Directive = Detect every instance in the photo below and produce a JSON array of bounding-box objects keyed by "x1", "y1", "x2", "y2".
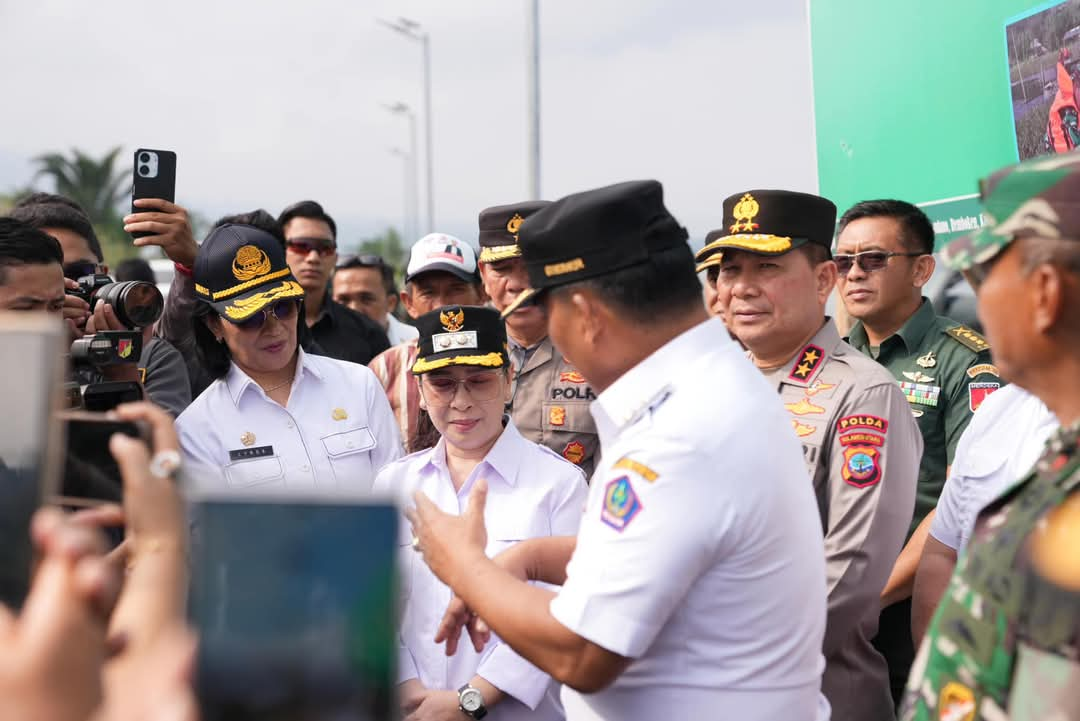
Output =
[
  {"x1": 501, "y1": 180, "x2": 688, "y2": 317},
  {"x1": 477, "y1": 200, "x2": 551, "y2": 264},
  {"x1": 411, "y1": 305, "x2": 508, "y2": 375},
  {"x1": 695, "y1": 190, "x2": 837, "y2": 272},
  {"x1": 194, "y1": 224, "x2": 305, "y2": 322}
]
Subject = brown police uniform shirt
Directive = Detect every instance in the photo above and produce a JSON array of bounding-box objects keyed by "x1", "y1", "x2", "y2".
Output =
[
  {"x1": 508, "y1": 335, "x2": 600, "y2": 478},
  {"x1": 761, "y1": 320, "x2": 921, "y2": 721}
]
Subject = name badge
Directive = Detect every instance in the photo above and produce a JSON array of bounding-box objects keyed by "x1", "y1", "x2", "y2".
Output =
[{"x1": 229, "y1": 445, "x2": 275, "y2": 462}]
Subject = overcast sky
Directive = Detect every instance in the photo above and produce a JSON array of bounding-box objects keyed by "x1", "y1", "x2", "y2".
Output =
[{"x1": 0, "y1": 0, "x2": 816, "y2": 253}]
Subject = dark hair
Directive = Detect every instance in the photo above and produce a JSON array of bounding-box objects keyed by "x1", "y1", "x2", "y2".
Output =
[
  {"x1": 210, "y1": 210, "x2": 286, "y2": 246},
  {"x1": 114, "y1": 257, "x2": 156, "y2": 283},
  {"x1": 277, "y1": 200, "x2": 337, "y2": 240},
  {"x1": 550, "y1": 244, "x2": 701, "y2": 320},
  {"x1": 9, "y1": 193, "x2": 103, "y2": 262},
  {"x1": 837, "y1": 199, "x2": 935, "y2": 255},
  {"x1": 336, "y1": 255, "x2": 397, "y2": 295},
  {"x1": 192, "y1": 297, "x2": 313, "y2": 381},
  {"x1": 799, "y1": 243, "x2": 832, "y2": 265},
  {"x1": 0, "y1": 217, "x2": 64, "y2": 285}
]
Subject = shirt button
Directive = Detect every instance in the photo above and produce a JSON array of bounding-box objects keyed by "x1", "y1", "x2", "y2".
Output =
[
  {"x1": 346, "y1": 441, "x2": 354, "y2": 449},
  {"x1": 302, "y1": 464, "x2": 310, "y2": 472},
  {"x1": 287, "y1": 421, "x2": 295, "y2": 429}
]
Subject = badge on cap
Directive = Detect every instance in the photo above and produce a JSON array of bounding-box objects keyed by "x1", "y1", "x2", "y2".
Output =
[
  {"x1": 440, "y1": 308, "x2": 465, "y2": 332},
  {"x1": 332, "y1": 408, "x2": 348, "y2": 421},
  {"x1": 232, "y1": 245, "x2": 271, "y2": 281},
  {"x1": 506, "y1": 213, "x2": 524, "y2": 239},
  {"x1": 729, "y1": 193, "x2": 761, "y2": 233},
  {"x1": 241, "y1": 431, "x2": 256, "y2": 447}
]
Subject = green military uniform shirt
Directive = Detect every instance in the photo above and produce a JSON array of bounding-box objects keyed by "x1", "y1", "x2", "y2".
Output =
[
  {"x1": 900, "y1": 421, "x2": 1080, "y2": 720},
  {"x1": 847, "y1": 298, "x2": 1003, "y2": 534}
]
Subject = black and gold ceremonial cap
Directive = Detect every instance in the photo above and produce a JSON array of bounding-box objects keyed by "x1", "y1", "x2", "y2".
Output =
[
  {"x1": 477, "y1": 200, "x2": 551, "y2": 264},
  {"x1": 411, "y1": 305, "x2": 509, "y2": 374},
  {"x1": 194, "y1": 223, "x2": 304, "y2": 322},
  {"x1": 501, "y1": 180, "x2": 688, "y2": 317},
  {"x1": 695, "y1": 190, "x2": 837, "y2": 272}
]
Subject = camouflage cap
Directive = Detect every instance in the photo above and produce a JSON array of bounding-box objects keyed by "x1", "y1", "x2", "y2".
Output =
[{"x1": 942, "y1": 151, "x2": 1080, "y2": 271}]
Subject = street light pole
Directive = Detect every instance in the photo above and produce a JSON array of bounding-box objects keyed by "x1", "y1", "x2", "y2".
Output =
[
  {"x1": 389, "y1": 148, "x2": 411, "y2": 244},
  {"x1": 379, "y1": 17, "x2": 435, "y2": 233},
  {"x1": 384, "y1": 102, "x2": 419, "y2": 242},
  {"x1": 525, "y1": 0, "x2": 541, "y2": 199}
]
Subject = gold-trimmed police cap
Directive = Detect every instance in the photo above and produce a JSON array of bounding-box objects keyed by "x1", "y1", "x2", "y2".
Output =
[
  {"x1": 501, "y1": 180, "x2": 689, "y2": 318},
  {"x1": 694, "y1": 190, "x2": 837, "y2": 270},
  {"x1": 477, "y1": 200, "x2": 551, "y2": 264},
  {"x1": 411, "y1": 305, "x2": 508, "y2": 374},
  {"x1": 193, "y1": 224, "x2": 304, "y2": 322}
]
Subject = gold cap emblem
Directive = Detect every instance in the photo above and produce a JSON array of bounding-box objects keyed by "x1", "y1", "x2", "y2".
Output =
[
  {"x1": 240, "y1": 431, "x2": 256, "y2": 446},
  {"x1": 332, "y1": 407, "x2": 348, "y2": 421},
  {"x1": 506, "y1": 213, "x2": 524, "y2": 239},
  {"x1": 729, "y1": 193, "x2": 761, "y2": 234},
  {"x1": 232, "y1": 245, "x2": 271, "y2": 281},
  {"x1": 440, "y1": 308, "x2": 465, "y2": 332}
]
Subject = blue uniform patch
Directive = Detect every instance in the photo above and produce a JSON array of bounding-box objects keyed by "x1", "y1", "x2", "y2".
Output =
[{"x1": 601, "y1": 476, "x2": 642, "y2": 532}]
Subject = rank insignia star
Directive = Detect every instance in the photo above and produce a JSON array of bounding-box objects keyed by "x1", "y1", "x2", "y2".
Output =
[{"x1": 788, "y1": 344, "x2": 825, "y2": 382}]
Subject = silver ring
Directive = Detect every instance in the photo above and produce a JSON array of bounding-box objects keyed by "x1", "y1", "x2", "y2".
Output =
[
  {"x1": 411, "y1": 535, "x2": 421, "y2": 552},
  {"x1": 149, "y1": 449, "x2": 182, "y2": 480}
]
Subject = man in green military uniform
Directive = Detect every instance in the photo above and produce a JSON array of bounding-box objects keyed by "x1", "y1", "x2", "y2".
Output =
[
  {"x1": 901, "y1": 148, "x2": 1080, "y2": 721},
  {"x1": 836, "y1": 199, "x2": 1004, "y2": 704}
]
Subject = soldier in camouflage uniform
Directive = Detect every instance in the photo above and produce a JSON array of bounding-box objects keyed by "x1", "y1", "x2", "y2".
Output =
[
  {"x1": 901, "y1": 152, "x2": 1080, "y2": 720},
  {"x1": 836, "y1": 199, "x2": 1005, "y2": 705}
]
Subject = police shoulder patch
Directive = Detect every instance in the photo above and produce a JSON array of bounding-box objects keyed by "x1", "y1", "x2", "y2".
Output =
[
  {"x1": 945, "y1": 325, "x2": 990, "y2": 353},
  {"x1": 601, "y1": 476, "x2": 643, "y2": 532}
]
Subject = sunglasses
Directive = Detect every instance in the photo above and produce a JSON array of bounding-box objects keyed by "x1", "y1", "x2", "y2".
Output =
[
  {"x1": 286, "y1": 238, "x2": 336, "y2": 257},
  {"x1": 63, "y1": 261, "x2": 103, "y2": 281},
  {"x1": 419, "y1": 370, "x2": 503, "y2": 406},
  {"x1": 834, "y1": 250, "x2": 924, "y2": 274},
  {"x1": 336, "y1": 254, "x2": 387, "y2": 270},
  {"x1": 229, "y1": 299, "x2": 300, "y2": 331}
]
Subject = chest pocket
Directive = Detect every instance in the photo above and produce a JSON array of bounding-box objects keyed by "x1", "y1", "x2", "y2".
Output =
[
  {"x1": 321, "y1": 426, "x2": 378, "y2": 489},
  {"x1": 485, "y1": 511, "x2": 548, "y2": 556},
  {"x1": 225, "y1": 456, "x2": 285, "y2": 489}
]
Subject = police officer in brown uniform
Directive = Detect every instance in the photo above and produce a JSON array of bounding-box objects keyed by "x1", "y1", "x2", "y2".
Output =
[
  {"x1": 698, "y1": 189, "x2": 921, "y2": 721},
  {"x1": 478, "y1": 202, "x2": 601, "y2": 477}
]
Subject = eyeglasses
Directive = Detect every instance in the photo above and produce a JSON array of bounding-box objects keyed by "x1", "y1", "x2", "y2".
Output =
[
  {"x1": 286, "y1": 238, "x2": 336, "y2": 257},
  {"x1": 419, "y1": 370, "x2": 503, "y2": 406},
  {"x1": 336, "y1": 254, "x2": 387, "y2": 270},
  {"x1": 834, "y1": 251, "x2": 924, "y2": 275},
  {"x1": 63, "y1": 261, "x2": 103, "y2": 281},
  {"x1": 229, "y1": 299, "x2": 300, "y2": 331}
]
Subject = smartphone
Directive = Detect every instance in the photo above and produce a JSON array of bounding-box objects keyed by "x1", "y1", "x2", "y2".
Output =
[
  {"x1": 131, "y1": 148, "x2": 176, "y2": 239},
  {"x1": 0, "y1": 314, "x2": 67, "y2": 610},
  {"x1": 189, "y1": 497, "x2": 399, "y2": 721},
  {"x1": 53, "y1": 410, "x2": 150, "y2": 508}
]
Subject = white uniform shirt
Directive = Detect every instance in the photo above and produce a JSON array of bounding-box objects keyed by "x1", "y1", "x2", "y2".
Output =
[
  {"x1": 387, "y1": 313, "x2": 419, "y2": 346},
  {"x1": 375, "y1": 420, "x2": 586, "y2": 721},
  {"x1": 930, "y1": 384, "x2": 1057, "y2": 551},
  {"x1": 176, "y1": 348, "x2": 402, "y2": 494},
  {"x1": 550, "y1": 319, "x2": 830, "y2": 721}
]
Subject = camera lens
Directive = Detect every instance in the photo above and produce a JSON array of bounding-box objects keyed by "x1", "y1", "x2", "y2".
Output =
[
  {"x1": 96, "y1": 281, "x2": 164, "y2": 328},
  {"x1": 139, "y1": 164, "x2": 150, "y2": 177},
  {"x1": 139, "y1": 153, "x2": 151, "y2": 163}
]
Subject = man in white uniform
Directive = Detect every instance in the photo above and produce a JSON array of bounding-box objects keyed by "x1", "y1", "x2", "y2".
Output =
[{"x1": 406, "y1": 180, "x2": 830, "y2": 721}]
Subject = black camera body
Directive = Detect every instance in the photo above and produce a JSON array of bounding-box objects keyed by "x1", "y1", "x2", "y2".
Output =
[{"x1": 66, "y1": 274, "x2": 163, "y2": 329}]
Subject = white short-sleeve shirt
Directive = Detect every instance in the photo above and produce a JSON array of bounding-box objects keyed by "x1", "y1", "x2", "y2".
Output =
[
  {"x1": 550, "y1": 319, "x2": 830, "y2": 721},
  {"x1": 930, "y1": 384, "x2": 1057, "y2": 551},
  {"x1": 176, "y1": 348, "x2": 402, "y2": 494},
  {"x1": 375, "y1": 420, "x2": 587, "y2": 721}
]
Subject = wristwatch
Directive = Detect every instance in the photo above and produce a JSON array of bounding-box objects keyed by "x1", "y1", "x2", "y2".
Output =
[{"x1": 457, "y1": 683, "x2": 488, "y2": 719}]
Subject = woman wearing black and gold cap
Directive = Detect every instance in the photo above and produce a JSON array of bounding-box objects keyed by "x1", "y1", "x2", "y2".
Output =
[
  {"x1": 374, "y1": 305, "x2": 586, "y2": 721},
  {"x1": 175, "y1": 221, "x2": 401, "y2": 493}
]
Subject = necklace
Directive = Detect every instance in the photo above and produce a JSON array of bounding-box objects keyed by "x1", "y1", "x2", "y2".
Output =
[{"x1": 260, "y1": 377, "x2": 292, "y2": 394}]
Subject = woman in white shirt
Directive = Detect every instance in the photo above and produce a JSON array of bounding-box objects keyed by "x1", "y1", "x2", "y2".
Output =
[
  {"x1": 175, "y1": 220, "x2": 401, "y2": 494},
  {"x1": 374, "y1": 305, "x2": 586, "y2": 721}
]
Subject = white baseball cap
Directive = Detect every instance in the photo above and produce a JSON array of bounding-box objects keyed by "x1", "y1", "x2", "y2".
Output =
[{"x1": 404, "y1": 233, "x2": 478, "y2": 283}]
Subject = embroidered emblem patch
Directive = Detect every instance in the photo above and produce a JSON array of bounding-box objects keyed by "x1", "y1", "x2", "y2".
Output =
[
  {"x1": 841, "y1": 445, "x2": 882, "y2": 488},
  {"x1": 788, "y1": 344, "x2": 824, "y2": 382},
  {"x1": 506, "y1": 212, "x2": 524, "y2": 238},
  {"x1": 791, "y1": 419, "x2": 817, "y2": 437},
  {"x1": 729, "y1": 193, "x2": 761, "y2": 233},
  {"x1": 966, "y1": 363, "x2": 999, "y2": 378},
  {"x1": 916, "y1": 350, "x2": 937, "y2": 368},
  {"x1": 899, "y1": 381, "x2": 941, "y2": 407},
  {"x1": 439, "y1": 308, "x2": 465, "y2": 332},
  {"x1": 232, "y1": 244, "x2": 271, "y2": 281},
  {"x1": 785, "y1": 397, "x2": 826, "y2": 416},
  {"x1": 839, "y1": 432, "x2": 885, "y2": 447},
  {"x1": 562, "y1": 441, "x2": 586, "y2": 465},
  {"x1": 601, "y1": 476, "x2": 642, "y2": 532},
  {"x1": 937, "y1": 682, "x2": 975, "y2": 721},
  {"x1": 612, "y1": 456, "x2": 659, "y2": 482},
  {"x1": 836, "y1": 415, "x2": 888, "y2": 433},
  {"x1": 549, "y1": 406, "x2": 566, "y2": 427},
  {"x1": 805, "y1": 380, "x2": 836, "y2": 397},
  {"x1": 969, "y1": 382, "x2": 1000, "y2": 412},
  {"x1": 902, "y1": 370, "x2": 934, "y2": 384},
  {"x1": 559, "y1": 370, "x2": 586, "y2": 384}
]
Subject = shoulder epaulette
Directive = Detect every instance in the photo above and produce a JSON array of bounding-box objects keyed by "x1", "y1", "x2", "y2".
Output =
[{"x1": 945, "y1": 325, "x2": 990, "y2": 353}]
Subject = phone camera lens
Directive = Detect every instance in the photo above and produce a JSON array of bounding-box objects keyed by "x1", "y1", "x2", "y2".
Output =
[
  {"x1": 139, "y1": 153, "x2": 151, "y2": 163},
  {"x1": 138, "y1": 165, "x2": 150, "y2": 177}
]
